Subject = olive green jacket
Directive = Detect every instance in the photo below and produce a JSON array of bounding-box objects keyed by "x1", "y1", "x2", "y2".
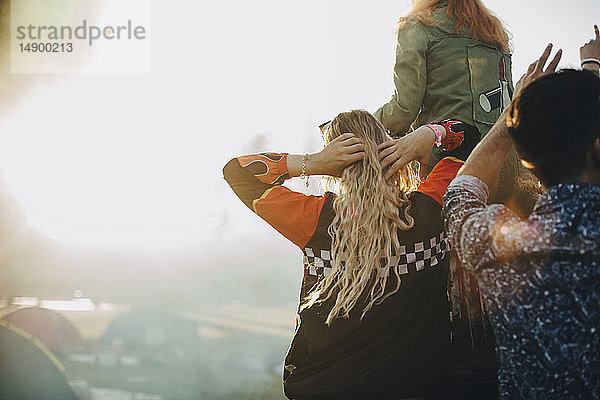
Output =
[
  {"x1": 375, "y1": 7, "x2": 539, "y2": 214},
  {"x1": 374, "y1": 6, "x2": 513, "y2": 138}
]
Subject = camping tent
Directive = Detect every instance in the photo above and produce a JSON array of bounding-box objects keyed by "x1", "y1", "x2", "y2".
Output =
[
  {"x1": 101, "y1": 307, "x2": 197, "y2": 350},
  {"x1": 0, "y1": 320, "x2": 80, "y2": 400},
  {"x1": 1, "y1": 306, "x2": 84, "y2": 353}
]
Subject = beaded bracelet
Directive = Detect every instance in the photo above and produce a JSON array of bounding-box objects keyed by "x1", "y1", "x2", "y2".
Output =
[{"x1": 300, "y1": 154, "x2": 309, "y2": 187}]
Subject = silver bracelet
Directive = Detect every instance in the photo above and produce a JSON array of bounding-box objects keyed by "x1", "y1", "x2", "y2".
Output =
[
  {"x1": 581, "y1": 58, "x2": 600, "y2": 68},
  {"x1": 300, "y1": 154, "x2": 309, "y2": 187}
]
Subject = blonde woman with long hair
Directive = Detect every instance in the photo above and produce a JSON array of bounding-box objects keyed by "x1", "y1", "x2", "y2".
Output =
[{"x1": 224, "y1": 110, "x2": 479, "y2": 399}]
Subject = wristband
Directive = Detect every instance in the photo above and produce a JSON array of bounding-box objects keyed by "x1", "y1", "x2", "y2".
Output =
[
  {"x1": 425, "y1": 124, "x2": 444, "y2": 147},
  {"x1": 581, "y1": 58, "x2": 600, "y2": 68},
  {"x1": 432, "y1": 119, "x2": 465, "y2": 151}
]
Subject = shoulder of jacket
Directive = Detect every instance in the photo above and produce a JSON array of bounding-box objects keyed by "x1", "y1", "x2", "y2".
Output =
[
  {"x1": 399, "y1": 8, "x2": 452, "y2": 37},
  {"x1": 397, "y1": 20, "x2": 431, "y2": 45}
]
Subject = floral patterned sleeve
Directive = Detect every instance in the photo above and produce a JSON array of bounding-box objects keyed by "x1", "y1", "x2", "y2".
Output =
[{"x1": 442, "y1": 174, "x2": 525, "y2": 272}]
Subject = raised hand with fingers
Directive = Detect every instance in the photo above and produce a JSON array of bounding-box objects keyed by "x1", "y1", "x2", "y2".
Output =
[
  {"x1": 514, "y1": 43, "x2": 563, "y2": 96},
  {"x1": 580, "y1": 24, "x2": 600, "y2": 74}
]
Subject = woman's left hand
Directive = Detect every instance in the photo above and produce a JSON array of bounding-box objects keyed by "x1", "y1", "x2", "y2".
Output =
[
  {"x1": 312, "y1": 133, "x2": 365, "y2": 177},
  {"x1": 378, "y1": 126, "x2": 435, "y2": 180}
]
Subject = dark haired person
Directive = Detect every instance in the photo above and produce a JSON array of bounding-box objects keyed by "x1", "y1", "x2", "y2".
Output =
[{"x1": 443, "y1": 30, "x2": 600, "y2": 399}]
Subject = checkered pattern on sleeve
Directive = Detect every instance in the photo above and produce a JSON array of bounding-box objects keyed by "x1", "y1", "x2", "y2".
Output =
[{"x1": 302, "y1": 232, "x2": 449, "y2": 277}]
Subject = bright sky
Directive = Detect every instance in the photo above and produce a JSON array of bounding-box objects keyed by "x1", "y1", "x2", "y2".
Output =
[{"x1": 1, "y1": 0, "x2": 598, "y2": 251}]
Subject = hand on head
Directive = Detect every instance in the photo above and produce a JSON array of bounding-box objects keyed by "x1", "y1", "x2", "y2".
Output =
[
  {"x1": 378, "y1": 127, "x2": 434, "y2": 180},
  {"x1": 315, "y1": 132, "x2": 365, "y2": 177}
]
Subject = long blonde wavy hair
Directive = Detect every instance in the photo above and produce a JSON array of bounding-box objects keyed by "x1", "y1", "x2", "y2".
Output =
[
  {"x1": 399, "y1": 0, "x2": 510, "y2": 52},
  {"x1": 303, "y1": 110, "x2": 419, "y2": 325}
]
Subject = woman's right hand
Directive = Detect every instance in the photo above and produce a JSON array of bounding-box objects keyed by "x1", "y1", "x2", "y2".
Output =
[
  {"x1": 311, "y1": 133, "x2": 365, "y2": 178},
  {"x1": 378, "y1": 126, "x2": 437, "y2": 180}
]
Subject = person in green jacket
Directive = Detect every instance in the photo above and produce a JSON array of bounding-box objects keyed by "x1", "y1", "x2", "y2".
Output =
[
  {"x1": 374, "y1": 1, "x2": 536, "y2": 398},
  {"x1": 375, "y1": 0, "x2": 511, "y2": 138},
  {"x1": 375, "y1": 0, "x2": 538, "y2": 216}
]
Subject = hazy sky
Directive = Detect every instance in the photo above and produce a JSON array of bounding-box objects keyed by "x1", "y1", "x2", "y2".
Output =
[{"x1": 1, "y1": 0, "x2": 598, "y2": 253}]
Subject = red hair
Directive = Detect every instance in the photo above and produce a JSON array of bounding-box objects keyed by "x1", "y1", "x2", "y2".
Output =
[{"x1": 399, "y1": 0, "x2": 510, "y2": 52}]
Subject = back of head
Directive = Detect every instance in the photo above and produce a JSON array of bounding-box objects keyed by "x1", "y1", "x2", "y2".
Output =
[
  {"x1": 308, "y1": 110, "x2": 418, "y2": 325},
  {"x1": 507, "y1": 69, "x2": 600, "y2": 187},
  {"x1": 400, "y1": 0, "x2": 509, "y2": 52},
  {"x1": 323, "y1": 110, "x2": 418, "y2": 195}
]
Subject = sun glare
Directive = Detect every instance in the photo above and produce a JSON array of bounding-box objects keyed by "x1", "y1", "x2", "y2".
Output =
[{"x1": 0, "y1": 81, "x2": 215, "y2": 249}]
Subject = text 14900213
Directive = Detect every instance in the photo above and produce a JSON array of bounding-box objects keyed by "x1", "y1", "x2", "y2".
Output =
[{"x1": 18, "y1": 42, "x2": 73, "y2": 53}]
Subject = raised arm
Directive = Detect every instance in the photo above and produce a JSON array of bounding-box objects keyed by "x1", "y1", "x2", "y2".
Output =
[
  {"x1": 442, "y1": 44, "x2": 562, "y2": 270},
  {"x1": 456, "y1": 44, "x2": 562, "y2": 189},
  {"x1": 223, "y1": 134, "x2": 364, "y2": 248},
  {"x1": 378, "y1": 119, "x2": 480, "y2": 204},
  {"x1": 373, "y1": 23, "x2": 428, "y2": 136},
  {"x1": 580, "y1": 25, "x2": 600, "y2": 76}
]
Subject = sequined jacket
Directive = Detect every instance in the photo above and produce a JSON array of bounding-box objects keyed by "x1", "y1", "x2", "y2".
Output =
[{"x1": 443, "y1": 175, "x2": 600, "y2": 399}]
